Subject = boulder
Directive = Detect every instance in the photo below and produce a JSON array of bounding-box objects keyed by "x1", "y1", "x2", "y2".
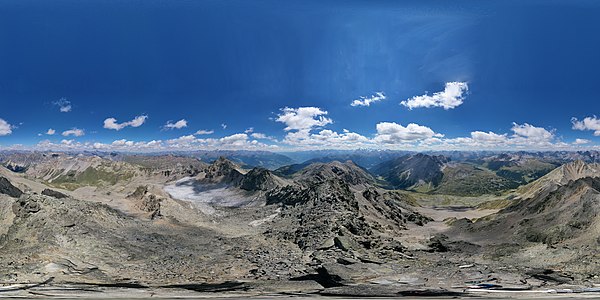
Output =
[
  {"x1": 0, "y1": 177, "x2": 23, "y2": 198},
  {"x1": 41, "y1": 188, "x2": 69, "y2": 199}
]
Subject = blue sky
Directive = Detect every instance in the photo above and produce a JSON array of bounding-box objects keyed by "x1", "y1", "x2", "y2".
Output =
[{"x1": 1, "y1": 0, "x2": 600, "y2": 151}]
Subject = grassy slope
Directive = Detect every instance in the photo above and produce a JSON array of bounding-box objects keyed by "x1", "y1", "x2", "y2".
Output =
[
  {"x1": 491, "y1": 159, "x2": 558, "y2": 183},
  {"x1": 48, "y1": 165, "x2": 136, "y2": 191},
  {"x1": 433, "y1": 164, "x2": 520, "y2": 197}
]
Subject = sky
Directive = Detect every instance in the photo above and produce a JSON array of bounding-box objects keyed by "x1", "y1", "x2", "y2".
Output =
[{"x1": 1, "y1": 0, "x2": 600, "y2": 152}]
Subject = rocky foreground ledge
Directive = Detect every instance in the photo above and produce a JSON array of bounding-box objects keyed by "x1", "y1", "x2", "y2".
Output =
[{"x1": 3, "y1": 279, "x2": 600, "y2": 298}]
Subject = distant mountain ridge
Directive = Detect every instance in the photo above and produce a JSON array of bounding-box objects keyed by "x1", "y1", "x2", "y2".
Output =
[
  {"x1": 517, "y1": 160, "x2": 600, "y2": 199},
  {"x1": 372, "y1": 153, "x2": 448, "y2": 190}
]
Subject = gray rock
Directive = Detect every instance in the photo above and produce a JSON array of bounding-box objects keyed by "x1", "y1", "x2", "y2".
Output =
[
  {"x1": 41, "y1": 188, "x2": 68, "y2": 199},
  {"x1": 0, "y1": 177, "x2": 23, "y2": 198}
]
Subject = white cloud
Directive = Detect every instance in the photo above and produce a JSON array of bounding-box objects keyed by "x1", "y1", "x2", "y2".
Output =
[
  {"x1": 282, "y1": 128, "x2": 371, "y2": 149},
  {"x1": 103, "y1": 115, "x2": 147, "y2": 131},
  {"x1": 574, "y1": 138, "x2": 591, "y2": 145},
  {"x1": 250, "y1": 132, "x2": 277, "y2": 141},
  {"x1": 93, "y1": 142, "x2": 110, "y2": 150},
  {"x1": 46, "y1": 128, "x2": 56, "y2": 135},
  {"x1": 471, "y1": 131, "x2": 508, "y2": 144},
  {"x1": 163, "y1": 133, "x2": 276, "y2": 151},
  {"x1": 244, "y1": 127, "x2": 254, "y2": 133},
  {"x1": 251, "y1": 133, "x2": 267, "y2": 139},
  {"x1": 351, "y1": 92, "x2": 386, "y2": 107},
  {"x1": 221, "y1": 123, "x2": 227, "y2": 129},
  {"x1": 112, "y1": 139, "x2": 135, "y2": 147},
  {"x1": 510, "y1": 122, "x2": 554, "y2": 142},
  {"x1": 0, "y1": 118, "x2": 13, "y2": 136},
  {"x1": 572, "y1": 116, "x2": 600, "y2": 136},
  {"x1": 276, "y1": 107, "x2": 333, "y2": 131},
  {"x1": 164, "y1": 119, "x2": 188, "y2": 130},
  {"x1": 438, "y1": 123, "x2": 556, "y2": 150},
  {"x1": 401, "y1": 82, "x2": 468, "y2": 110},
  {"x1": 374, "y1": 122, "x2": 443, "y2": 144},
  {"x1": 53, "y1": 97, "x2": 72, "y2": 112},
  {"x1": 62, "y1": 128, "x2": 85, "y2": 137},
  {"x1": 219, "y1": 133, "x2": 249, "y2": 146},
  {"x1": 36, "y1": 138, "x2": 167, "y2": 152},
  {"x1": 195, "y1": 129, "x2": 214, "y2": 135}
]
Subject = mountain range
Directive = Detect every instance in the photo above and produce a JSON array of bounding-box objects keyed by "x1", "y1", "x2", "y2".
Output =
[{"x1": 3, "y1": 150, "x2": 600, "y2": 296}]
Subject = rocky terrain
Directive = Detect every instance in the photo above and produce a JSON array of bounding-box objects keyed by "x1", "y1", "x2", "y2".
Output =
[{"x1": 4, "y1": 151, "x2": 600, "y2": 297}]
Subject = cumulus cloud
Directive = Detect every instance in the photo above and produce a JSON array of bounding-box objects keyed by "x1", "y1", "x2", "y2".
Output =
[
  {"x1": 439, "y1": 122, "x2": 556, "y2": 150},
  {"x1": 112, "y1": 139, "x2": 135, "y2": 147},
  {"x1": 470, "y1": 131, "x2": 508, "y2": 144},
  {"x1": 276, "y1": 107, "x2": 333, "y2": 131},
  {"x1": 374, "y1": 122, "x2": 443, "y2": 144},
  {"x1": 510, "y1": 122, "x2": 554, "y2": 142},
  {"x1": 251, "y1": 133, "x2": 267, "y2": 139},
  {"x1": 103, "y1": 115, "x2": 147, "y2": 131},
  {"x1": 351, "y1": 92, "x2": 386, "y2": 107},
  {"x1": 274, "y1": 106, "x2": 370, "y2": 149},
  {"x1": 401, "y1": 82, "x2": 468, "y2": 110},
  {"x1": 53, "y1": 97, "x2": 72, "y2": 112},
  {"x1": 219, "y1": 133, "x2": 249, "y2": 146},
  {"x1": 164, "y1": 119, "x2": 188, "y2": 130},
  {"x1": 282, "y1": 128, "x2": 370, "y2": 149},
  {"x1": 574, "y1": 138, "x2": 591, "y2": 145},
  {"x1": 244, "y1": 127, "x2": 254, "y2": 133},
  {"x1": 46, "y1": 128, "x2": 56, "y2": 135},
  {"x1": 62, "y1": 128, "x2": 85, "y2": 137},
  {"x1": 251, "y1": 133, "x2": 277, "y2": 141},
  {"x1": 0, "y1": 118, "x2": 13, "y2": 136},
  {"x1": 164, "y1": 133, "x2": 276, "y2": 151},
  {"x1": 37, "y1": 138, "x2": 165, "y2": 152},
  {"x1": 572, "y1": 116, "x2": 600, "y2": 136},
  {"x1": 195, "y1": 129, "x2": 214, "y2": 135}
]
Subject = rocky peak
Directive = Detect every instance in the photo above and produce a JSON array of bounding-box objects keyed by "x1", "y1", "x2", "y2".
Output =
[
  {"x1": 518, "y1": 160, "x2": 600, "y2": 199},
  {"x1": 205, "y1": 157, "x2": 241, "y2": 177},
  {"x1": 558, "y1": 160, "x2": 600, "y2": 183},
  {"x1": 239, "y1": 167, "x2": 278, "y2": 191},
  {"x1": 294, "y1": 161, "x2": 375, "y2": 186}
]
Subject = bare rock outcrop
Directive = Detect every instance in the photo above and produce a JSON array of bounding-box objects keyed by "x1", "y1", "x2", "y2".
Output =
[
  {"x1": 127, "y1": 185, "x2": 163, "y2": 219},
  {"x1": 41, "y1": 188, "x2": 69, "y2": 199},
  {"x1": 0, "y1": 177, "x2": 23, "y2": 198},
  {"x1": 239, "y1": 167, "x2": 279, "y2": 191}
]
